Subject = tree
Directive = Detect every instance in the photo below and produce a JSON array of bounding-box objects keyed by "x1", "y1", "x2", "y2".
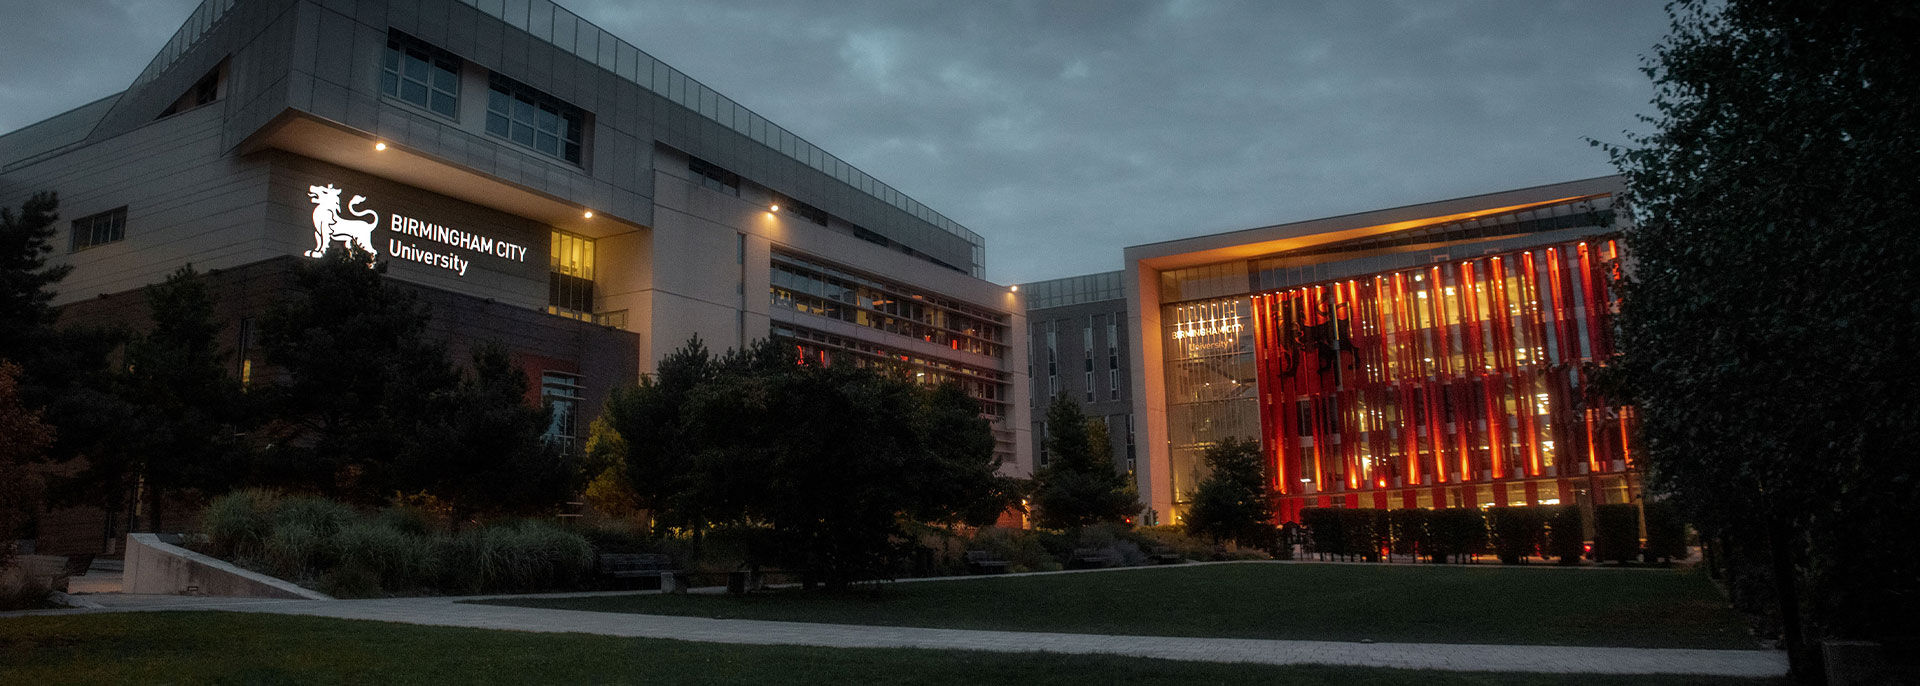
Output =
[
  {"x1": 0, "y1": 192, "x2": 66, "y2": 365},
  {"x1": 598, "y1": 338, "x2": 1012, "y2": 586},
  {"x1": 1602, "y1": 0, "x2": 1919, "y2": 674},
  {"x1": 0, "y1": 362, "x2": 55, "y2": 566},
  {"x1": 1031, "y1": 395, "x2": 1139, "y2": 529},
  {"x1": 113, "y1": 265, "x2": 250, "y2": 530},
  {"x1": 407, "y1": 344, "x2": 585, "y2": 520},
  {"x1": 0, "y1": 191, "x2": 141, "y2": 544},
  {"x1": 596, "y1": 336, "x2": 721, "y2": 533},
  {"x1": 1183, "y1": 437, "x2": 1271, "y2": 547},
  {"x1": 257, "y1": 246, "x2": 459, "y2": 504}
]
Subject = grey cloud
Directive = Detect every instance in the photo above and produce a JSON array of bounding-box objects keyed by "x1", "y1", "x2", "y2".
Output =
[{"x1": 4, "y1": 0, "x2": 1670, "y2": 285}]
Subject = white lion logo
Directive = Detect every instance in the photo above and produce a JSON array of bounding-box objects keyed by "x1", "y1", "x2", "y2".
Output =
[{"x1": 305, "y1": 184, "x2": 380, "y2": 258}]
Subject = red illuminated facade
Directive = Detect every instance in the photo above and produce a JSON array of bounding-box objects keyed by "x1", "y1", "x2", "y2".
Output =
[
  {"x1": 1249, "y1": 239, "x2": 1635, "y2": 523},
  {"x1": 1125, "y1": 176, "x2": 1636, "y2": 524}
]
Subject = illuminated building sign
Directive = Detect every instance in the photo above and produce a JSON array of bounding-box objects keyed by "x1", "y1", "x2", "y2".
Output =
[
  {"x1": 302, "y1": 183, "x2": 529, "y2": 276},
  {"x1": 1170, "y1": 299, "x2": 1245, "y2": 353}
]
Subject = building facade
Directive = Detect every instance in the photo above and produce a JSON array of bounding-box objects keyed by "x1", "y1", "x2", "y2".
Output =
[
  {"x1": 1, "y1": 0, "x2": 1031, "y2": 499},
  {"x1": 1020, "y1": 271, "x2": 1134, "y2": 476},
  {"x1": 1124, "y1": 177, "x2": 1636, "y2": 526}
]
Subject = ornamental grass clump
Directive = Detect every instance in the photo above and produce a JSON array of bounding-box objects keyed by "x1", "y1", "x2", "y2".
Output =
[
  {"x1": 467, "y1": 520, "x2": 592, "y2": 593},
  {"x1": 328, "y1": 521, "x2": 437, "y2": 595},
  {"x1": 198, "y1": 493, "x2": 591, "y2": 597},
  {"x1": 201, "y1": 489, "x2": 280, "y2": 561}
]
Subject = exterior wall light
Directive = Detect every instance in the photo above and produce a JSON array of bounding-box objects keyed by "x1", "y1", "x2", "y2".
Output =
[
  {"x1": 374, "y1": 142, "x2": 388, "y2": 151},
  {"x1": 583, "y1": 210, "x2": 594, "y2": 219},
  {"x1": 769, "y1": 204, "x2": 780, "y2": 212},
  {"x1": 1010, "y1": 284, "x2": 1019, "y2": 292}
]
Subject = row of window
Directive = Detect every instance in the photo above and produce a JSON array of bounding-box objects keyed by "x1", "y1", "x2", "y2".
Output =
[
  {"x1": 382, "y1": 33, "x2": 586, "y2": 165},
  {"x1": 1039, "y1": 314, "x2": 1124, "y2": 402},
  {"x1": 773, "y1": 323, "x2": 1010, "y2": 417},
  {"x1": 770, "y1": 253, "x2": 1008, "y2": 352}
]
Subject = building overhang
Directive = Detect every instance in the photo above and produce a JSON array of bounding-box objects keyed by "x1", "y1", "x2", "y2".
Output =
[
  {"x1": 238, "y1": 110, "x2": 640, "y2": 239},
  {"x1": 1124, "y1": 176, "x2": 1623, "y2": 273}
]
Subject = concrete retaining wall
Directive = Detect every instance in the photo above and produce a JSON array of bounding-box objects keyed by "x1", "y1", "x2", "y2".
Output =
[{"x1": 123, "y1": 533, "x2": 331, "y2": 600}]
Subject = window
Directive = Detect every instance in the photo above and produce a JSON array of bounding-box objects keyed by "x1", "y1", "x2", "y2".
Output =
[
  {"x1": 1108, "y1": 315, "x2": 1121, "y2": 399},
  {"x1": 382, "y1": 35, "x2": 460, "y2": 119},
  {"x1": 70, "y1": 207, "x2": 127, "y2": 251},
  {"x1": 486, "y1": 75, "x2": 584, "y2": 163},
  {"x1": 1045, "y1": 321, "x2": 1058, "y2": 398},
  {"x1": 541, "y1": 372, "x2": 584, "y2": 455},
  {"x1": 158, "y1": 61, "x2": 226, "y2": 118},
  {"x1": 548, "y1": 231, "x2": 596, "y2": 319},
  {"x1": 236, "y1": 317, "x2": 254, "y2": 390},
  {"x1": 689, "y1": 157, "x2": 739, "y2": 196},
  {"x1": 777, "y1": 197, "x2": 829, "y2": 226},
  {"x1": 1039, "y1": 422, "x2": 1049, "y2": 467}
]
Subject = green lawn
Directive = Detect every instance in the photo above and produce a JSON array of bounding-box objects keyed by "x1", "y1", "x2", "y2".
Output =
[
  {"x1": 0, "y1": 612, "x2": 1779, "y2": 685},
  {"x1": 483, "y1": 562, "x2": 1758, "y2": 649}
]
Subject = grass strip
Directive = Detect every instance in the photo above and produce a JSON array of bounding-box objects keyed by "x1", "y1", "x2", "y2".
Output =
[
  {"x1": 485, "y1": 562, "x2": 1758, "y2": 649},
  {"x1": 1, "y1": 611, "x2": 1778, "y2": 686}
]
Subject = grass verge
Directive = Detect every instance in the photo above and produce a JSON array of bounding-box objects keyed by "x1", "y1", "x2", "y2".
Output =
[
  {"x1": 0, "y1": 611, "x2": 1779, "y2": 685},
  {"x1": 482, "y1": 562, "x2": 1758, "y2": 649}
]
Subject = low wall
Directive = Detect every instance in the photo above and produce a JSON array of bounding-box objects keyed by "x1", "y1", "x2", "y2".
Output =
[{"x1": 123, "y1": 533, "x2": 331, "y2": 600}]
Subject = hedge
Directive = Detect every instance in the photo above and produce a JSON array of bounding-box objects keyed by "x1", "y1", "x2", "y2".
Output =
[
  {"x1": 1427, "y1": 508, "x2": 1488, "y2": 563},
  {"x1": 1591, "y1": 503, "x2": 1641, "y2": 564},
  {"x1": 1544, "y1": 505, "x2": 1585, "y2": 565},
  {"x1": 1485, "y1": 506, "x2": 1544, "y2": 565},
  {"x1": 1642, "y1": 500, "x2": 1688, "y2": 562},
  {"x1": 1299, "y1": 508, "x2": 1390, "y2": 561},
  {"x1": 1293, "y1": 502, "x2": 1692, "y2": 566}
]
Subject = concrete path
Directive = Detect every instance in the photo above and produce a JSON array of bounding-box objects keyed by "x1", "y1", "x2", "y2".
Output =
[{"x1": 6, "y1": 591, "x2": 1787, "y2": 678}]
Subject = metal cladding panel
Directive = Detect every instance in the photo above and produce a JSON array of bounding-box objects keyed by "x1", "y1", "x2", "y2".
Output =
[{"x1": 1247, "y1": 239, "x2": 1633, "y2": 523}]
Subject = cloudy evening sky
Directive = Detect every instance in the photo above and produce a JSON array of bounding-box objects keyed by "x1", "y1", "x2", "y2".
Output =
[{"x1": 0, "y1": 0, "x2": 1671, "y2": 284}]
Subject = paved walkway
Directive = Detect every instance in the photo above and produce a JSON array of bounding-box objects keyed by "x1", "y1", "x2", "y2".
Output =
[{"x1": 9, "y1": 589, "x2": 1787, "y2": 677}]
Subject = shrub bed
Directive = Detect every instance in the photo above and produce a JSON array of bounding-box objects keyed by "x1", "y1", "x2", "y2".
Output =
[{"x1": 198, "y1": 490, "x2": 591, "y2": 597}]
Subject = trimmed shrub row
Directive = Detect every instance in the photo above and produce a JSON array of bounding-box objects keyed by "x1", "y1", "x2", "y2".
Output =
[{"x1": 1298, "y1": 504, "x2": 1672, "y2": 565}]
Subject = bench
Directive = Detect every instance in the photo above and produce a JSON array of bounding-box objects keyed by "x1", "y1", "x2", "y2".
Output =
[
  {"x1": 963, "y1": 550, "x2": 1009, "y2": 575},
  {"x1": 1148, "y1": 547, "x2": 1185, "y2": 565},
  {"x1": 596, "y1": 553, "x2": 681, "y2": 590},
  {"x1": 1068, "y1": 548, "x2": 1114, "y2": 569}
]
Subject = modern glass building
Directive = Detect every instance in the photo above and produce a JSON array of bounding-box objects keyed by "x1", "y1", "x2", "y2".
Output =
[
  {"x1": 1124, "y1": 177, "x2": 1637, "y2": 525},
  {"x1": 2, "y1": 0, "x2": 1030, "y2": 550}
]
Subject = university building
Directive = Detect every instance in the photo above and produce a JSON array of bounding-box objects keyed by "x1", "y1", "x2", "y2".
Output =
[
  {"x1": 1, "y1": 0, "x2": 1032, "y2": 546},
  {"x1": 1116, "y1": 177, "x2": 1637, "y2": 525},
  {"x1": 1019, "y1": 271, "x2": 1135, "y2": 477}
]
